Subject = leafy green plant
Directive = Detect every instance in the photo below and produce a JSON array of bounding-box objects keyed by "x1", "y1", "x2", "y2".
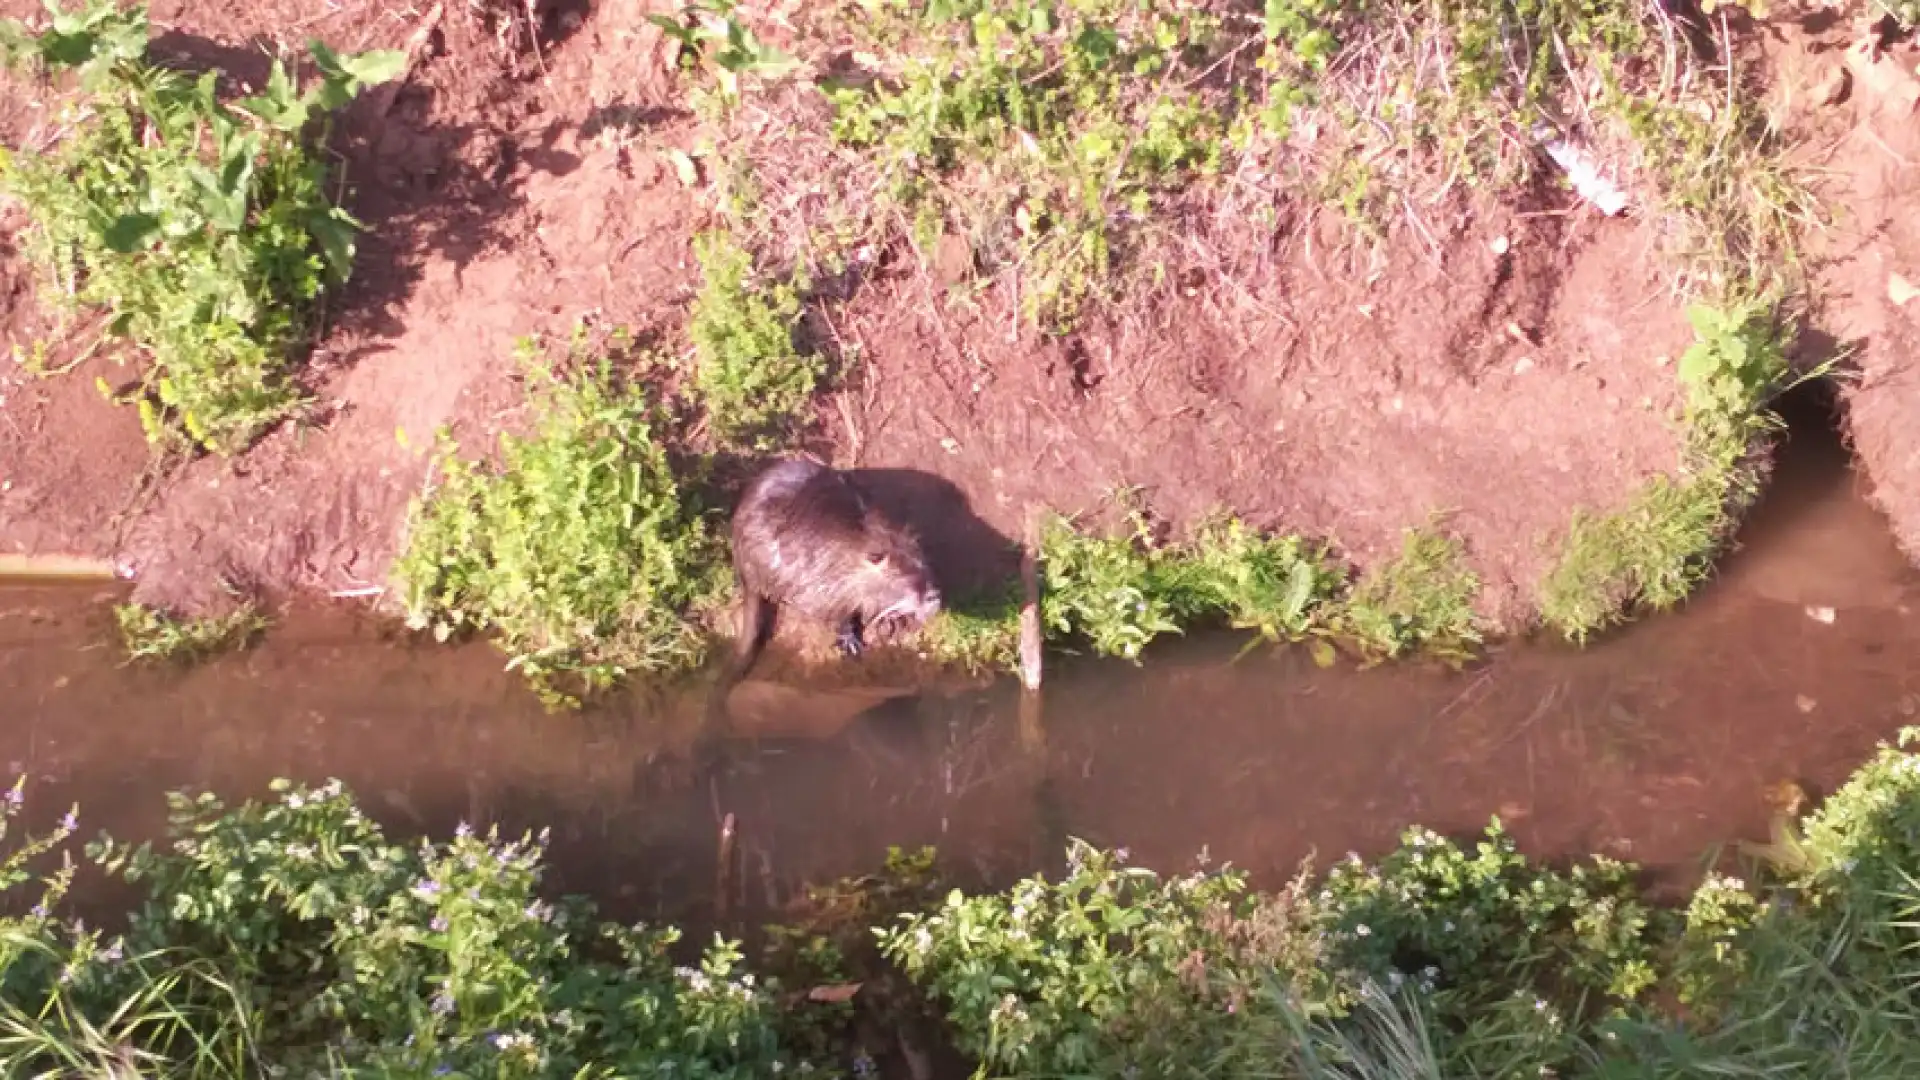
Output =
[
  {"x1": 1037, "y1": 512, "x2": 1182, "y2": 661},
  {"x1": 22, "y1": 734, "x2": 1920, "y2": 1076},
  {"x1": 879, "y1": 841, "x2": 1324, "y2": 1077},
  {"x1": 1169, "y1": 517, "x2": 1345, "y2": 645},
  {"x1": 687, "y1": 229, "x2": 825, "y2": 451},
  {"x1": 0, "y1": 0, "x2": 403, "y2": 454},
  {"x1": 1336, "y1": 527, "x2": 1480, "y2": 665},
  {"x1": 113, "y1": 601, "x2": 268, "y2": 664},
  {"x1": 0, "y1": 778, "x2": 799, "y2": 1077},
  {"x1": 1037, "y1": 511, "x2": 1463, "y2": 665},
  {"x1": 648, "y1": 0, "x2": 802, "y2": 105},
  {"x1": 1319, "y1": 822, "x2": 1659, "y2": 1007},
  {"x1": 1675, "y1": 301, "x2": 1790, "y2": 443},
  {"x1": 392, "y1": 325, "x2": 727, "y2": 709}
]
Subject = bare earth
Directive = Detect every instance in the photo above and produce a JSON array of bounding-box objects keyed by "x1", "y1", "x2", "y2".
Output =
[{"x1": 1, "y1": 0, "x2": 1908, "y2": 633}]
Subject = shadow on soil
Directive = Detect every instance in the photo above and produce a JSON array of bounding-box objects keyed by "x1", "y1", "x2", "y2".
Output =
[
  {"x1": 142, "y1": 19, "x2": 609, "y2": 376},
  {"x1": 850, "y1": 467, "x2": 1024, "y2": 598}
]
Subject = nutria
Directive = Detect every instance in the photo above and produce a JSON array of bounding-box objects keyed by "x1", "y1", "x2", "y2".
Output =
[{"x1": 727, "y1": 456, "x2": 943, "y2": 675}]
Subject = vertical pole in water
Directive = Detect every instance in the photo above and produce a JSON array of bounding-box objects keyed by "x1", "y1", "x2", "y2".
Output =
[
  {"x1": 1018, "y1": 512, "x2": 1045, "y2": 755},
  {"x1": 714, "y1": 810, "x2": 736, "y2": 924}
]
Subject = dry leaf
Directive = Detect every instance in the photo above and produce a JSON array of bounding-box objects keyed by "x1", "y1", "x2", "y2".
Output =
[{"x1": 807, "y1": 983, "x2": 864, "y2": 1004}]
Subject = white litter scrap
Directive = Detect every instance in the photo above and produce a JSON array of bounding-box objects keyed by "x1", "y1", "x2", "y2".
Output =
[{"x1": 1532, "y1": 123, "x2": 1630, "y2": 216}]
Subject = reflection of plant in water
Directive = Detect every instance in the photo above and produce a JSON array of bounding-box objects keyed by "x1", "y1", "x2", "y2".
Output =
[{"x1": 114, "y1": 601, "x2": 267, "y2": 664}]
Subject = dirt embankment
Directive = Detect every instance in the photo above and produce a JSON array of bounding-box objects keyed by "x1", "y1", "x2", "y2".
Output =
[
  {"x1": 0, "y1": 0, "x2": 1905, "y2": 636},
  {"x1": 1764, "y1": 18, "x2": 1920, "y2": 563}
]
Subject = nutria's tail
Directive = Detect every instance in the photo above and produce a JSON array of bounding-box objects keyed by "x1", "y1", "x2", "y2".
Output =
[{"x1": 696, "y1": 588, "x2": 777, "y2": 774}]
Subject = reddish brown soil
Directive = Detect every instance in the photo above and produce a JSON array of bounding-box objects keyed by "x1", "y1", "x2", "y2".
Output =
[
  {"x1": 0, "y1": 0, "x2": 1741, "y2": 634},
  {"x1": 1765, "y1": 15, "x2": 1920, "y2": 565},
  {"x1": 827, "y1": 197, "x2": 1693, "y2": 628}
]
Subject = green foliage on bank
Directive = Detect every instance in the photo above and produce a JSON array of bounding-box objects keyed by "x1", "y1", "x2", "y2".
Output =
[
  {"x1": 0, "y1": 0, "x2": 401, "y2": 453},
  {"x1": 12, "y1": 730, "x2": 1920, "y2": 1075}
]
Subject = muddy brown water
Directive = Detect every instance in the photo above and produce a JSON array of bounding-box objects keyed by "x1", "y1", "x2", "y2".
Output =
[{"x1": 4, "y1": 391, "x2": 1919, "y2": 927}]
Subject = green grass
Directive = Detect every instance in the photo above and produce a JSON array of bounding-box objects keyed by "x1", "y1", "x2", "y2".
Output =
[
  {"x1": 113, "y1": 601, "x2": 268, "y2": 664},
  {"x1": 918, "y1": 580, "x2": 1024, "y2": 673},
  {"x1": 678, "y1": 0, "x2": 1813, "y2": 332},
  {"x1": 686, "y1": 228, "x2": 826, "y2": 450},
  {"x1": 0, "y1": 0, "x2": 402, "y2": 454},
  {"x1": 916, "y1": 510, "x2": 1477, "y2": 672},
  {"x1": 1337, "y1": 527, "x2": 1482, "y2": 665},
  {"x1": 391, "y1": 325, "x2": 728, "y2": 710},
  {"x1": 1538, "y1": 446, "x2": 1756, "y2": 644},
  {"x1": 1539, "y1": 301, "x2": 1788, "y2": 643}
]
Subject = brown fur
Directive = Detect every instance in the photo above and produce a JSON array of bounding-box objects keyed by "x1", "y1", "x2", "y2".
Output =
[{"x1": 727, "y1": 456, "x2": 943, "y2": 677}]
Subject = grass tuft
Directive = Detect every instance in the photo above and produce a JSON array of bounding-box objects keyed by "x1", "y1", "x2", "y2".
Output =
[
  {"x1": 1338, "y1": 526, "x2": 1482, "y2": 665},
  {"x1": 687, "y1": 228, "x2": 825, "y2": 451},
  {"x1": 1539, "y1": 299, "x2": 1789, "y2": 643}
]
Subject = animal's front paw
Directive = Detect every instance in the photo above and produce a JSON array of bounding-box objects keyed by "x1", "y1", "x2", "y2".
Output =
[{"x1": 836, "y1": 626, "x2": 866, "y2": 657}]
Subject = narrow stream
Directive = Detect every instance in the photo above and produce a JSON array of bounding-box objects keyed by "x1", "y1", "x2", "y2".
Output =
[{"x1": 4, "y1": 384, "x2": 1917, "y2": 925}]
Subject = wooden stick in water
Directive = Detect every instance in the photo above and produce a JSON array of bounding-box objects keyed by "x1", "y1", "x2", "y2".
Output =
[
  {"x1": 714, "y1": 811, "x2": 737, "y2": 923},
  {"x1": 1018, "y1": 515, "x2": 1043, "y2": 692},
  {"x1": 1018, "y1": 513, "x2": 1046, "y2": 756}
]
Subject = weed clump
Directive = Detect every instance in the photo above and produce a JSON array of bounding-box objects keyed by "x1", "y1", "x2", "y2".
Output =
[
  {"x1": 0, "y1": 778, "x2": 790, "y2": 1077},
  {"x1": 920, "y1": 512, "x2": 1479, "y2": 671},
  {"x1": 918, "y1": 580, "x2": 1024, "y2": 673},
  {"x1": 1337, "y1": 526, "x2": 1482, "y2": 664},
  {"x1": 113, "y1": 601, "x2": 268, "y2": 664},
  {"x1": 0, "y1": 0, "x2": 402, "y2": 454},
  {"x1": 687, "y1": 228, "x2": 824, "y2": 451},
  {"x1": 393, "y1": 327, "x2": 726, "y2": 709},
  {"x1": 1540, "y1": 301, "x2": 1787, "y2": 643},
  {"x1": 820, "y1": 0, "x2": 1236, "y2": 328}
]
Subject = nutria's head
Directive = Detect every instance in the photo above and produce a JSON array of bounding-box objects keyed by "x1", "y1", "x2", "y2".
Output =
[{"x1": 859, "y1": 534, "x2": 942, "y2": 630}]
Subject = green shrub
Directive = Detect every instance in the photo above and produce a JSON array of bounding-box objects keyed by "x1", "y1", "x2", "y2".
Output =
[
  {"x1": 879, "y1": 841, "x2": 1326, "y2": 1077},
  {"x1": 0, "y1": 778, "x2": 794, "y2": 1077},
  {"x1": 687, "y1": 229, "x2": 824, "y2": 451},
  {"x1": 393, "y1": 326, "x2": 727, "y2": 709},
  {"x1": 1038, "y1": 511, "x2": 1344, "y2": 663},
  {"x1": 1037, "y1": 512, "x2": 1183, "y2": 661},
  {"x1": 1319, "y1": 822, "x2": 1659, "y2": 1005},
  {"x1": 0, "y1": 0, "x2": 402, "y2": 454}
]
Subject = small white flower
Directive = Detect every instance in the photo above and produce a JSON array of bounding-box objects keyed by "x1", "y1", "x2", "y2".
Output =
[{"x1": 1355, "y1": 924, "x2": 1371, "y2": 937}]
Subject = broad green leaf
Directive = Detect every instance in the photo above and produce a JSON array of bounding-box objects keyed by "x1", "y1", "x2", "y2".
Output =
[
  {"x1": 338, "y1": 47, "x2": 406, "y2": 86},
  {"x1": 101, "y1": 212, "x2": 161, "y2": 253}
]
